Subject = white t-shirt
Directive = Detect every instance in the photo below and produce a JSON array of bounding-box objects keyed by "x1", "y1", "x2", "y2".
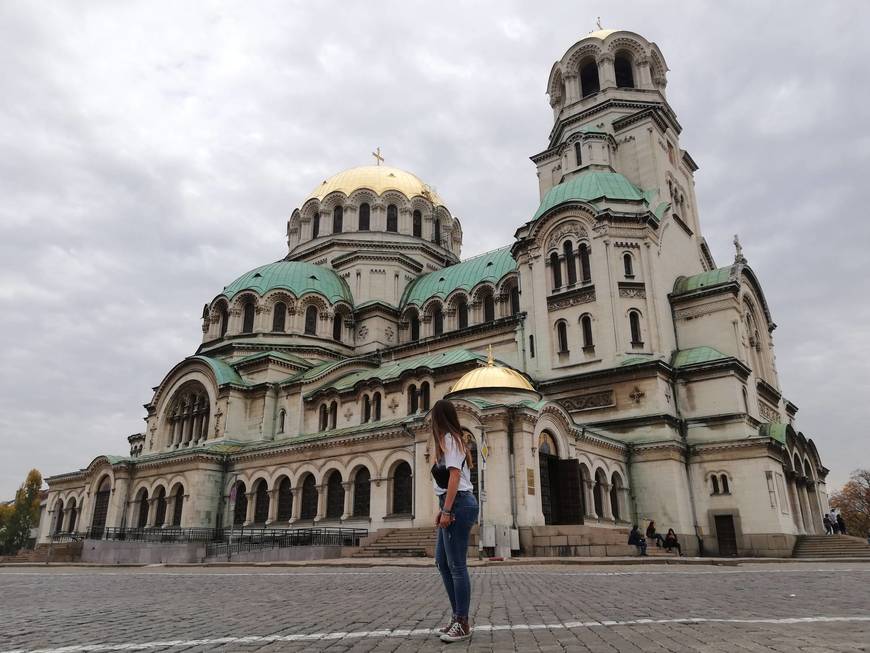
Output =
[{"x1": 432, "y1": 432, "x2": 474, "y2": 496}]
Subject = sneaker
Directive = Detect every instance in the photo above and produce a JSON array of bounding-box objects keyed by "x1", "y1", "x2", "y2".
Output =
[
  {"x1": 436, "y1": 617, "x2": 456, "y2": 636},
  {"x1": 440, "y1": 620, "x2": 472, "y2": 643}
]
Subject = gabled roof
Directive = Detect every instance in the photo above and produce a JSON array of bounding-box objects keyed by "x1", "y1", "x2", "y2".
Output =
[
  {"x1": 400, "y1": 246, "x2": 516, "y2": 308},
  {"x1": 532, "y1": 171, "x2": 651, "y2": 221},
  {"x1": 221, "y1": 260, "x2": 353, "y2": 304},
  {"x1": 671, "y1": 346, "x2": 729, "y2": 368},
  {"x1": 232, "y1": 350, "x2": 312, "y2": 369}
]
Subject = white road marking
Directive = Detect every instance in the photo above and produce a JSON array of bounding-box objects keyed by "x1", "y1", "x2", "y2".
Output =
[{"x1": 3, "y1": 616, "x2": 870, "y2": 653}]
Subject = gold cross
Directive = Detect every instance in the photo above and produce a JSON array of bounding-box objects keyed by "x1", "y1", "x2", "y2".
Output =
[
  {"x1": 596, "y1": 16, "x2": 603, "y2": 30},
  {"x1": 372, "y1": 147, "x2": 384, "y2": 166}
]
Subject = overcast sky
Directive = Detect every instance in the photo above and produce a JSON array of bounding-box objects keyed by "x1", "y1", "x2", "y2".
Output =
[{"x1": 1, "y1": 1, "x2": 868, "y2": 499}]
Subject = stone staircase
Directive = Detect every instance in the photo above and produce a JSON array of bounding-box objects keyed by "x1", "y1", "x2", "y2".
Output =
[
  {"x1": 353, "y1": 526, "x2": 478, "y2": 558},
  {"x1": 792, "y1": 534, "x2": 870, "y2": 559},
  {"x1": 0, "y1": 542, "x2": 82, "y2": 564}
]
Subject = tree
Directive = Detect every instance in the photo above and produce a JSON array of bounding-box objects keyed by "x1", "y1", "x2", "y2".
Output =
[
  {"x1": 0, "y1": 469, "x2": 43, "y2": 555},
  {"x1": 830, "y1": 468, "x2": 870, "y2": 537}
]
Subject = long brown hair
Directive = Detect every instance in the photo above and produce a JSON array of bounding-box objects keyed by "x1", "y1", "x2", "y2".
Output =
[{"x1": 430, "y1": 399, "x2": 474, "y2": 469}]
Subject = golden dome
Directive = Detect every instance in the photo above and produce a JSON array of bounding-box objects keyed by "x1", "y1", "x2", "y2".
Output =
[
  {"x1": 585, "y1": 29, "x2": 618, "y2": 40},
  {"x1": 305, "y1": 165, "x2": 444, "y2": 207},
  {"x1": 450, "y1": 347, "x2": 535, "y2": 393}
]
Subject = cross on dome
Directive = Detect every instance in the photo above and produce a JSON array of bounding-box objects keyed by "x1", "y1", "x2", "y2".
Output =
[{"x1": 372, "y1": 147, "x2": 384, "y2": 166}]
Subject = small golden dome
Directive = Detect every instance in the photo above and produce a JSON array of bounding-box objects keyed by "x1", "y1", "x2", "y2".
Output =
[
  {"x1": 304, "y1": 165, "x2": 444, "y2": 207},
  {"x1": 585, "y1": 29, "x2": 618, "y2": 40},
  {"x1": 450, "y1": 347, "x2": 535, "y2": 393}
]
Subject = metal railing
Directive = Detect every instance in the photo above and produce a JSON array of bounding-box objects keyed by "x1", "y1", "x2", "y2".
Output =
[
  {"x1": 99, "y1": 527, "x2": 225, "y2": 543},
  {"x1": 206, "y1": 527, "x2": 368, "y2": 558}
]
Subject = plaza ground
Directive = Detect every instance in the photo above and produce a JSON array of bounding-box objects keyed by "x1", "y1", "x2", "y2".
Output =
[{"x1": 1, "y1": 562, "x2": 868, "y2": 652}]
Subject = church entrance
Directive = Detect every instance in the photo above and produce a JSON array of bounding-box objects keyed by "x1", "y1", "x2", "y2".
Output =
[
  {"x1": 90, "y1": 476, "x2": 111, "y2": 538},
  {"x1": 714, "y1": 514, "x2": 738, "y2": 556},
  {"x1": 538, "y1": 432, "x2": 583, "y2": 526}
]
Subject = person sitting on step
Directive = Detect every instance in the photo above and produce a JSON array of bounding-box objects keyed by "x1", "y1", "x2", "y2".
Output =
[
  {"x1": 646, "y1": 520, "x2": 666, "y2": 547},
  {"x1": 628, "y1": 525, "x2": 647, "y2": 556},
  {"x1": 663, "y1": 528, "x2": 682, "y2": 556}
]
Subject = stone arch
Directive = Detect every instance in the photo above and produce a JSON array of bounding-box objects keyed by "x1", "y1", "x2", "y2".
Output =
[
  {"x1": 564, "y1": 41, "x2": 603, "y2": 74},
  {"x1": 133, "y1": 486, "x2": 150, "y2": 529},
  {"x1": 267, "y1": 466, "x2": 295, "y2": 488},
  {"x1": 386, "y1": 458, "x2": 413, "y2": 516},
  {"x1": 593, "y1": 467, "x2": 609, "y2": 518},
  {"x1": 547, "y1": 64, "x2": 565, "y2": 105}
]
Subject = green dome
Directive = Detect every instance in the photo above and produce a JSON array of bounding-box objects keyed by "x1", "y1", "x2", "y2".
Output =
[
  {"x1": 222, "y1": 260, "x2": 353, "y2": 304},
  {"x1": 533, "y1": 171, "x2": 651, "y2": 220}
]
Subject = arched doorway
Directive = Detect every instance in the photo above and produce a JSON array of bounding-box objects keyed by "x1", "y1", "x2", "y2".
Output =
[
  {"x1": 90, "y1": 476, "x2": 111, "y2": 537},
  {"x1": 325, "y1": 471, "x2": 344, "y2": 519},
  {"x1": 232, "y1": 482, "x2": 247, "y2": 526},
  {"x1": 392, "y1": 462, "x2": 413, "y2": 515},
  {"x1": 154, "y1": 487, "x2": 167, "y2": 527},
  {"x1": 538, "y1": 432, "x2": 583, "y2": 525},
  {"x1": 352, "y1": 467, "x2": 371, "y2": 518},
  {"x1": 171, "y1": 485, "x2": 184, "y2": 527},
  {"x1": 300, "y1": 475, "x2": 318, "y2": 520},
  {"x1": 135, "y1": 488, "x2": 149, "y2": 529},
  {"x1": 253, "y1": 480, "x2": 270, "y2": 524}
]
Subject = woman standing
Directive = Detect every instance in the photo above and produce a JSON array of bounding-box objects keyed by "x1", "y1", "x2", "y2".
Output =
[{"x1": 430, "y1": 399, "x2": 478, "y2": 643}]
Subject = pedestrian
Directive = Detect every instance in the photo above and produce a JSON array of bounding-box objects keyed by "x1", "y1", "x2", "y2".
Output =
[
  {"x1": 628, "y1": 525, "x2": 647, "y2": 556},
  {"x1": 836, "y1": 513, "x2": 847, "y2": 536},
  {"x1": 430, "y1": 399, "x2": 478, "y2": 643},
  {"x1": 829, "y1": 511, "x2": 840, "y2": 534},
  {"x1": 663, "y1": 528, "x2": 682, "y2": 556},
  {"x1": 823, "y1": 514, "x2": 833, "y2": 535},
  {"x1": 646, "y1": 520, "x2": 665, "y2": 547}
]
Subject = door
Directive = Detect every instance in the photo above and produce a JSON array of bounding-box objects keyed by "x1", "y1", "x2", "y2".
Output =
[
  {"x1": 539, "y1": 453, "x2": 559, "y2": 525},
  {"x1": 714, "y1": 515, "x2": 738, "y2": 556},
  {"x1": 557, "y1": 459, "x2": 583, "y2": 525}
]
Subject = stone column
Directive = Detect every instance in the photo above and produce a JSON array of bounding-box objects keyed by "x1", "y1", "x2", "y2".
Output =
[
  {"x1": 244, "y1": 491, "x2": 256, "y2": 526},
  {"x1": 314, "y1": 484, "x2": 326, "y2": 522},
  {"x1": 288, "y1": 488, "x2": 302, "y2": 524},
  {"x1": 342, "y1": 481, "x2": 353, "y2": 521},
  {"x1": 635, "y1": 56, "x2": 653, "y2": 89},
  {"x1": 266, "y1": 489, "x2": 279, "y2": 525},
  {"x1": 598, "y1": 53, "x2": 615, "y2": 89},
  {"x1": 583, "y1": 479, "x2": 597, "y2": 520},
  {"x1": 798, "y1": 479, "x2": 814, "y2": 534},
  {"x1": 601, "y1": 483, "x2": 614, "y2": 520},
  {"x1": 146, "y1": 498, "x2": 157, "y2": 528},
  {"x1": 563, "y1": 72, "x2": 579, "y2": 104},
  {"x1": 62, "y1": 506, "x2": 72, "y2": 533}
]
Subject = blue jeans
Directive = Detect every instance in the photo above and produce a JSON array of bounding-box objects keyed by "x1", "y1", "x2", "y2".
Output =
[{"x1": 435, "y1": 491, "x2": 478, "y2": 619}]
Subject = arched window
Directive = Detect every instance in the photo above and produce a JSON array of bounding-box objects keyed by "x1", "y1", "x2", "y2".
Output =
[
  {"x1": 574, "y1": 141, "x2": 583, "y2": 167},
  {"x1": 410, "y1": 313, "x2": 420, "y2": 341},
  {"x1": 412, "y1": 210, "x2": 422, "y2": 237},
  {"x1": 300, "y1": 475, "x2": 317, "y2": 520},
  {"x1": 171, "y1": 485, "x2": 184, "y2": 527},
  {"x1": 711, "y1": 475, "x2": 720, "y2": 495},
  {"x1": 629, "y1": 311, "x2": 643, "y2": 345},
  {"x1": 457, "y1": 299, "x2": 468, "y2": 329},
  {"x1": 272, "y1": 301, "x2": 286, "y2": 332},
  {"x1": 304, "y1": 305, "x2": 318, "y2": 335},
  {"x1": 67, "y1": 498, "x2": 78, "y2": 533},
  {"x1": 386, "y1": 204, "x2": 398, "y2": 232},
  {"x1": 276, "y1": 477, "x2": 292, "y2": 521},
  {"x1": 407, "y1": 384, "x2": 418, "y2": 414},
  {"x1": 610, "y1": 473, "x2": 622, "y2": 521},
  {"x1": 329, "y1": 401, "x2": 337, "y2": 429},
  {"x1": 615, "y1": 53, "x2": 635, "y2": 88},
  {"x1": 556, "y1": 320, "x2": 569, "y2": 353},
  {"x1": 312, "y1": 211, "x2": 320, "y2": 238},
  {"x1": 332, "y1": 313, "x2": 343, "y2": 341},
  {"x1": 325, "y1": 471, "x2": 344, "y2": 519},
  {"x1": 579, "y1": 243, "x2": 591, "y2": 283},
  {"x1": 623, "y1": 253, "x2": 634, "y2": 278},
  {"x1": 332, "y1": 205, "x2": 343, "y2": 234},
  {"x1": 53, "y1": 499, "x2": 65, "y2": 534},
  {"x1": 358, "y1": 202, "x2": 370, "y2": 231},
  {"x1": 372, "y1": 392, "x2": 381, "y2": 421},
  {"x1": 90, "y1": 477, "x2": 111, "y2": 536},
  {"x1": 242, "y1": 302, "x2": 255, "y2": 334},
  {"x1": 362, "y1": 395, "x2": 371, "y2": 423},
  {"x1": 483, "y1": 294, "x2": 495, "y2": 322},
  {"x1": 510, "y1": 286, "x2": 520, "y2": 316},
  {"x1": 564, "y1": 240, "x2": 577, "y2": 285},
  {"x1": 432, "y1": 306, "x2": 443, "y2": 336},
  {"x1": 136, "y1": 490, "x2": 149, "y2": 529},
  {"x1": 721, "y1": 474, "x2": 730, "y2": 494},
  {"x1": 219, "y1": 306, "x2": 229, "y2": 337},
  {"x1": 420, "y1": 381, "x2": 431, "y2": 411},
  {"x1": 392, "y1": 462, "x2": 413, "y2": 515},
  {"x1": 593, "y1": 470, "x2": 606, "y2": 517},
  {"x1": 581, "y1": 314, "x2": 594, "y2": 349},
  {"x1": 277, "y1": 409, "x2": 285, "y2": 434},
  {"x1": 167, "y1": 381, "x2": 210, "y2": 447},
  {"x1": 434, "y1": 218, "x2": 441, "y2": 245},
  {"x1": 154, "y1": 487, "x2": 167, "y2": 527},
  {"x1": 550, "y1": 252, "x2": 562, "y2": 289},
  {"x1": 579, "y1": 59, "x2": 600, "y2": 97},
  {"x1": 318, "y1": 404, "x2": 328, "y2": 431},
  {"x1": 353, "y1": 468, "x2": 371, "y2": 517},
  {"x1": 253, "y1": 480, "x2": 269, "y2": 524},
  {"x1": 529, "y1": 334, "x2": 535, "y2": 358}
]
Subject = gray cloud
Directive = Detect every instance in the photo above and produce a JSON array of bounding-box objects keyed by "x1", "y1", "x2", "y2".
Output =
[{"x1": 0, "y1": 0, "x2": 867, "y2": 497}]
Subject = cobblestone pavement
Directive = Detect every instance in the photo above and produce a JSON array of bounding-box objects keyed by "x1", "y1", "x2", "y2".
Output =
[{"x1": 1, "y1": 563, "x2": 869, "y2": 652}]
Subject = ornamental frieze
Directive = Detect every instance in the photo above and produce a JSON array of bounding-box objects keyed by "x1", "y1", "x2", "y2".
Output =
[
  {"x1": 758, "y1": 402, "x2": 779, "y2": 423},
  {"x1": 560, "y1": 390, "x2": 614, "y2": 412},
  {"x1": 547, "y1": 285, "x2": 595, "y2": 311},
  {"x1": 618, "y1": 282, "x2": 647, "y2": 299}
]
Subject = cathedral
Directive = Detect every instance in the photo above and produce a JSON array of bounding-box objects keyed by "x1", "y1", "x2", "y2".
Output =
[{"x1": 39, "y1": 28, "x2": 829, "y2": 558}]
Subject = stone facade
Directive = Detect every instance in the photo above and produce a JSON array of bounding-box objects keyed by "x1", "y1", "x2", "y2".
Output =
[{"x1": 40, "y1": 28, "x2": 828, "y2": 558}]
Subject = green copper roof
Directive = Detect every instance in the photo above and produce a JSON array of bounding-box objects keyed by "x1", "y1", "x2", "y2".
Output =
[
  {"x1": 533, "y1": 172, "x2": 648, "y2": 220},
  {"x1": 190, "y1": 355, "x2": 246, "y2": 386},
  {"x1": 760, "y1": 422, "x2": 787, "y2": 445},
  {"x1": 401, "y1": 246, "x2": 516, "y2": 307},
  {"x1": 232, "y1": 351, "x2": 312, "y2": 369},
  {"x1": 671, "y1": 347, "x2": 730, "y2": 368},
  {"x1": 311, "y1": 349, "x2": 486, "y2": 396},
  {"x1": 222, "y1": 260, "x2": 353, "y2": 304},
  {"x1": 672, "y1": 266, "x2": 736, "y2": 295}
]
